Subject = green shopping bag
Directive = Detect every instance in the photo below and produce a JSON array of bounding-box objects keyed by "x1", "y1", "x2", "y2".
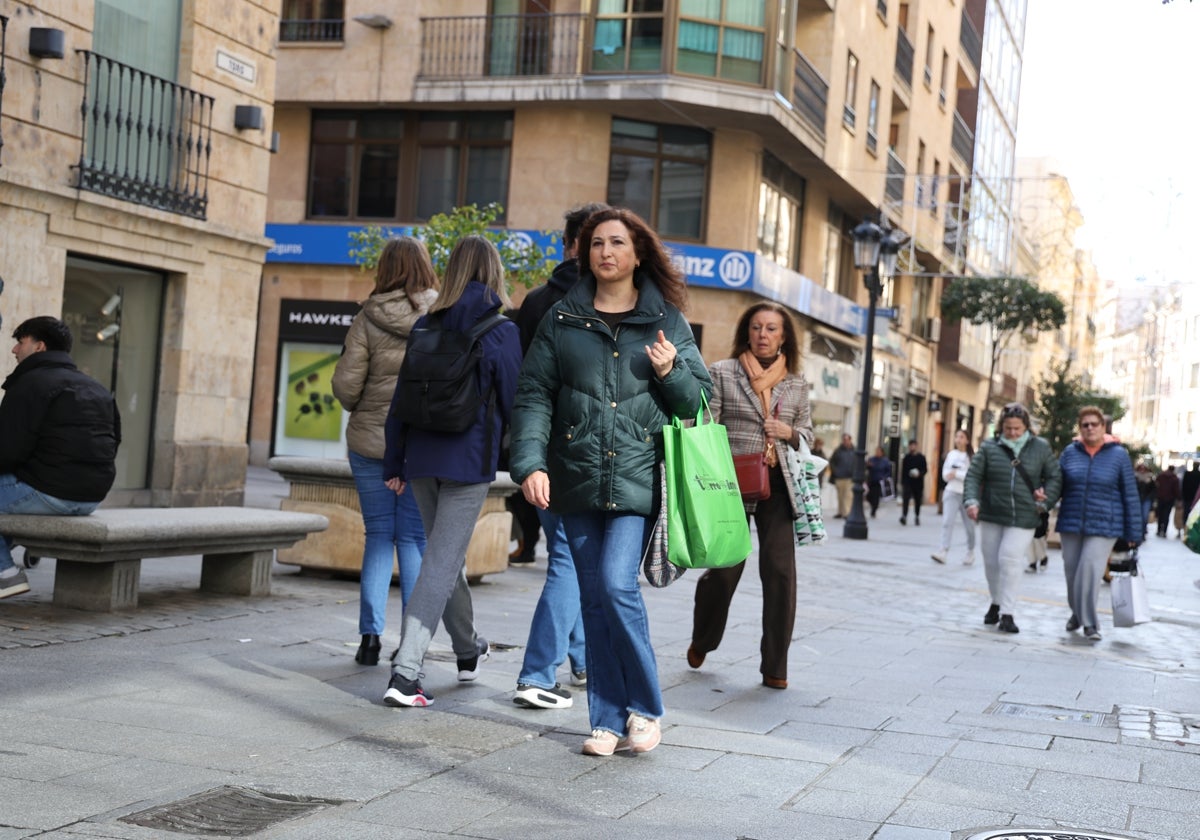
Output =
[{"x1": 663, "y1": 394, "x2": 753, "y2": 569}]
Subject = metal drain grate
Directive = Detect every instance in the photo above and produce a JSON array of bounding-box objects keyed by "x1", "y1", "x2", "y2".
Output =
[
  {"x1": 120, "y1": 786, "x2": 345, "y2": 836},
  {"x1": 963, "y1": 830, "x2": 1141, "y2": 840},
  {"x1": 984, "y1": 702, "x2": 1111, "y2": 727}
]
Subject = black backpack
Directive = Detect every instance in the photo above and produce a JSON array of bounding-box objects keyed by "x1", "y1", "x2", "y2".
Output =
[{"x1": 394, "y1": 310, "x2": 508, "y2": 434}]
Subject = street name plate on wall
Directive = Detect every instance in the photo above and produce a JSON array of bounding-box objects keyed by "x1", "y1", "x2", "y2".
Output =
[{"x1": 216, "y1": 48, "x2": 256, "y2": 84}]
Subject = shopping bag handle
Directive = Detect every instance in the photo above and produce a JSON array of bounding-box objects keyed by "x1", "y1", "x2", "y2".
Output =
[{"x1": 672, "y1": 391, "x2": 713, "y2": 431}]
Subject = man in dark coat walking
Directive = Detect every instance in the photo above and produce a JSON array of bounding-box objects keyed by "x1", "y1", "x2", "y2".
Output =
[
  {"x1": 900, "y1": 438, "x2": 928, "y2": 525},
  {"x1": 0, "y1": 316, "x2": 121, "y2": 599}
]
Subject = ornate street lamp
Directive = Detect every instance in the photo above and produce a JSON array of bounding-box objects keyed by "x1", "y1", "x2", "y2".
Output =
[{"x1": 844, "y1": 217, "x2": 905, "y2": 540}]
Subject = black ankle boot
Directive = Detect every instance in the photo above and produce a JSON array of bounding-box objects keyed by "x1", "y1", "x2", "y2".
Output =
[{"x1": 355, "y1": 634, "x2": 381, "y2": 666}]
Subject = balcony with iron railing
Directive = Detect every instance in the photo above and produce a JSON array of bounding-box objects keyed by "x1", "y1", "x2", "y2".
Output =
[
  {"x1": 959, "y1": 10, "x2": 982, "y2": 74},
  {"x1": 280, "y1": 18, "x2": 345, "y2": 43},
  {"x1": 75, "y1": 50, "x2": 213, "y2": 219},
  {"x1": 791, "y1": 48, "x2": 828, "y2": 139},
  {"x1": 418, "y1": 14, "x2": 586, "y2": 79},
  {"x1": 894, "y1": 27, "x2": 913, "y2": 90},
  {"x1": 951, "y1": 111, "x2": 974, "y2": 165},
  {"x1": 885, "y1": 149, "x2": 905, "y2": 203}
]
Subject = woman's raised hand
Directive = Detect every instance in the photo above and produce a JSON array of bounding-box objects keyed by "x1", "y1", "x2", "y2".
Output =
[{"x1": 645, "y1": 329, "x2": 676, "y2": 379}]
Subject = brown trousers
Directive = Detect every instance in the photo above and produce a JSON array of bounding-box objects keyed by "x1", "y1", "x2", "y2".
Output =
[{"x1": 691, "y1": 466, "x2": 797, "y2": 681}]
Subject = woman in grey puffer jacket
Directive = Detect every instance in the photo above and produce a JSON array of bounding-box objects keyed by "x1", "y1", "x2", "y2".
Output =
[
  {"x1": 332, "y1": 236, "x2": 438, "y2": 666},
  {"x1": 963, "y1": 402, "x2": 1062, "y2": 635}
]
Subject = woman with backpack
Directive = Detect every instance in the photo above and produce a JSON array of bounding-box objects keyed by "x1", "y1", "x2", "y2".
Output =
[
  {"x1": 331, "y1": 236, "x2": 437, "y2": 667},
  {"x1": 380, "y1": 236, "x2": 522, "y2": 708},
  {"x1": 962, "y1": 403, "x2": 1061, "y2": 634},
  {"x1": 510, "y1": 207, "x2": 711, "y2": 756}
]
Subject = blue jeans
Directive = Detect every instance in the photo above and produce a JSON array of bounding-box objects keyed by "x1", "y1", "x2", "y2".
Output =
[
  {"x1": 348, "y1": 451, "x2": 426, "y2": 635},
  {"x1": 517, "y1": 509, "x2": 586, "y2": 689},
  {"x1": 562, "y1": 511, "x2": 661, "y2": 736},
  {"x1": 1140, "y1": 498, "x2": 1152, "y2": 533},
  {"x1": 0, "y1": 474, "x2": 98, "y2": 571}
]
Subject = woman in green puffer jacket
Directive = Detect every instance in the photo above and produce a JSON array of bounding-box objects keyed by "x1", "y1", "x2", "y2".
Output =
[
  {"x1": 510, "y1": 207, "x2": 711, "y2": 758},
  {"x1": 963, "y1": 402, "x2": 1062, "y2": 635}
]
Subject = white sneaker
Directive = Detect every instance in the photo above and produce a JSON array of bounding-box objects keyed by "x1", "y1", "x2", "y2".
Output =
[
  {"x1": 0, "y1": 569, "x2": 30, "y2": 599},
  {"x1": 617, "y1": 713, "x2": 661, "y2": 754},
  {"x1": 930, "y1": 551, "x2": 946, "y2": 564},
  {"x1": 962, "y1": 550, "x2": 976, "y2": 566}
]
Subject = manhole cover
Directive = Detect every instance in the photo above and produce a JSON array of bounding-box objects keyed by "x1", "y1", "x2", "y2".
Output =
[
  {"x1": 985, "y1": 702, "x2": 1110, "y2": 727},
  {"x1": 964, "y1": 831, "x2": 1141, "y2": 840},
  {"x1": 120, "y1": 786, "x2": 345, "y2": 836}
]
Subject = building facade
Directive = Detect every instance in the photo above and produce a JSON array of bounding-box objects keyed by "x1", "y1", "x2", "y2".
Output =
[
  {"x1": 0, "y1": 0, "x2": 279, "y2": 505},
  {"x1": 253, "y1": 0, "x2": 1024, "y2": 506}
]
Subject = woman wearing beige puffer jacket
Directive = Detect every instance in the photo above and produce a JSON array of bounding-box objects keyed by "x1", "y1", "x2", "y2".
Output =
[{"x1": 332, "y1": 236, "x2": 438, "y2": 667}]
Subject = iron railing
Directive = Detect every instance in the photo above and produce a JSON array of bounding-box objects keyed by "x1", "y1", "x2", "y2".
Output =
[
  {"x1": 75, "y1": 50, "x2": 213, "y2": 219},
  {"x1": 959, "y1": 10, "x2": 982, "y2": 73},
  {"x1": 280, "y1": 18, "x2": 344, "y2": 43},
  {"x1": 894, "y1": 27, "x2": 913, "y2": 88},
  {"x1": 0, "y1": 15, "x2": 8, "y2": 167},
  {"x1": 951, "y1": 111, "x2": 974, "y2": 164},
  {"x1": 885, "y1": 149, "x2": 905, "y2": 203},
  {"x1": 791, "y1": 48, "x2": 828, "y2": 138},
  {"x1": 418, "y1": 14, "x2": 586, "y2": 79}
]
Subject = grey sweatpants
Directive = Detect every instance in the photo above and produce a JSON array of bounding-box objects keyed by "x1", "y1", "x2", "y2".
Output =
[
  {"x1": 1059, "y1": 532, "x2": 1115, "y2": 632},
  {"x1": 979, "y1": 522, "x2": 1035, "y2": 616},
  {"x1": 391, "y1": 478, "x2": 490, "y2": 682}
]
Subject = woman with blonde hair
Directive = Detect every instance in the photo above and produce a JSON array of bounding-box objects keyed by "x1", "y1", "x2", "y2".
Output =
[
  {"x1": 380, "y1": 235, "x2": 522, "y2": 707},
  {"x1": 511, "y1": 207, "x2": 711, "y2": 756},
  {"x1": 332, "y1": 236, "x2": 438, "y2": 666}
]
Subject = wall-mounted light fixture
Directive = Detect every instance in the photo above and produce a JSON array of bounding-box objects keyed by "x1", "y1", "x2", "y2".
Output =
[
  {"x1": 234, "y1": 104, "x2": 263, "y2": 131},
  {"x1": 353, "y1": 14, "x2": 393, "y2": 29},
  {"x1": 100, "y1": 292, "x2": 122, "y2": 317},
  {"x1": 96, "y1": 323, "x2": 120, "y2": 342},
  {"x1": 28, "y1": 27, "x2": 65, "y2": 59},
  {"x1": 270, "y1": 131, "x2": 280, "y2": 154}
]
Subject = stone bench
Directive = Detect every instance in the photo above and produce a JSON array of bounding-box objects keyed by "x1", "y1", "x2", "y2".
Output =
[
  {"x1": 267, "y1": 456, "x2": 517, "y2": 584},
  {"x1": 0, "y1": 507, "x2": 329, "y2": 612}
]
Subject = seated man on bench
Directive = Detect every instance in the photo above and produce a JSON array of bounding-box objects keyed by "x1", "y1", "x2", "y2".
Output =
[{"x1": 0, "y1": 316, "x2": 121, "y2": 599}]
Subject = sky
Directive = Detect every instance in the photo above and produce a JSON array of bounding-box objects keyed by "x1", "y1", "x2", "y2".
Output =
[{"x1": 1014, "y1": 1, "x2": 1197, "y2": 285}]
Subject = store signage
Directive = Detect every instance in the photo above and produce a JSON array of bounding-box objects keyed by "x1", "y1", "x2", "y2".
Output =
[
  {"x1": 279, "y1": 298, "x2": 360, "y2": 343},
  {"x1": 264, "y1": 223, "x2": 868, "y2": 336}
]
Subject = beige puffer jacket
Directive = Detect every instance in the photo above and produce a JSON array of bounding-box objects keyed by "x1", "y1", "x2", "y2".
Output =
[{"x1": 332, "y1": 287, "x2": 437, "y2": 459}]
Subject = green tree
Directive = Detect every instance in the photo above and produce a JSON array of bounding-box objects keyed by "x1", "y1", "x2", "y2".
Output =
[
  {"x1": 348, "y1": 202, "x2": 558, "y2": 289},
  {"x1": 939, "y1": 275, "x2": 1067, "y2": 429},
  {"x1": 1032, "y1": 360, "x2": 1127, "y2": 455}
]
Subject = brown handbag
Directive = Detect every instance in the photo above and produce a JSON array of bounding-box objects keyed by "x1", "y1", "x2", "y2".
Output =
[{"x1": 734, "y1": 451, "x2": 771, "y2": 501}]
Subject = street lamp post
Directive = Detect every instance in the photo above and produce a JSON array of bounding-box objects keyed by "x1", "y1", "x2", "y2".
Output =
[{"x1": 844, "y1": 218, "x2": 903, "y2": 540}]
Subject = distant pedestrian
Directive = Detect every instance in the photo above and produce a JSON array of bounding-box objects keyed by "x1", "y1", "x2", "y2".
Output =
[
  {"x1": 829, "y1": 434, "x2": 856, "y2": 518},
  {"x1": 963, "y1": 403, "x2": 1062, "y2": 634},
  {"x1": 932, "y1": 428, "x2": 975, "y2": 565},
  {"x1": 332, "y1": 236, "x2": 436, "y2": 667},
  {"x1": 1055, "y1": 407, "x2": 1141, "y2": 642},
  {"x1": 0, "y1": 317, "x2": 121, "y2": 600},
  {"x1": 380, "y1": 236, "x2": 522, "y2": 709},
  {"x1": 899, "y1": 439, "x2": 928, "y2": 525},
  {"x1": 866, "y1": 446, "x2": 892, "y2": 519},
  {"x1": 1182, "y1": 464, "x2": 1200, "y2": 528},
  {"x1": 1154, "y1": 467, "x2": 1180, "y2": 537},
  {"x1": 1134, "y1": 463, "x2": 1155, "y2": 537}
]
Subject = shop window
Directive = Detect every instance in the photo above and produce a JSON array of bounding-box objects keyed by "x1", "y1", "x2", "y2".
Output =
[
  {"x1": 676, "y1": 0, "x2": 765, "y2": 85},
  {"x1": 757, "y1": 152, "x2": 804, "y2": 270},
  {"x1": 607, "y1": 118, "x2": 709, "y2": 240},
  {"x1": 307, "y1": 111, "x2": 512, "y2": 222},
  {"x1": 592, "y1": 0, "x2": 664, "y2": 72},
  {"x1": 62, "y1": 256, "x2": 164, "y2": 491}
]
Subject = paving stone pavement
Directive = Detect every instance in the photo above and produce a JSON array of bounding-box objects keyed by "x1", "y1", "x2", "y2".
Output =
[{"x1": 1, "y1": 471, "x2": 1198, "y2": 840}]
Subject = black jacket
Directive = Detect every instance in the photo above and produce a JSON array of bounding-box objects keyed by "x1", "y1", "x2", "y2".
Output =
[
  {"x1": 515, "y1": 259, "x2": 579, "y2": 354},
  {"x1": 901, "y1": 451, "x2": 928, "y2": 489},
  {"x1": 0, "y1": 351, "x2": 121, "y2": 502}
]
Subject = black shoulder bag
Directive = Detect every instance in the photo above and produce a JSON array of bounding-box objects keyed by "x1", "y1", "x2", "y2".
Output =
[{"x1": 997, "y1": 441, "x2": 1049, "y2": 538}]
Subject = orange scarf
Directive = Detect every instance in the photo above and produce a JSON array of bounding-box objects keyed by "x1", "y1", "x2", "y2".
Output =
[{"x1": 739, "y1": 351, "x2": 788, "y2": 466}]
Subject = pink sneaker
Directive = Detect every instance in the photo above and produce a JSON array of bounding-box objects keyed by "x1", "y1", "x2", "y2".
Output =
[
  {"x1": 618, "y1": 713, "x2": 661, "y2": 754},
  {"x1": 582, "y1": 730, "x2": 619, "y2": 756}
]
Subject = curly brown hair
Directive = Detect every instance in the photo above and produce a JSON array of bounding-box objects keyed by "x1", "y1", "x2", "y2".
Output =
[
  {"x1": 577, "y1": 207, "x2": 689, "y2": 313},
  {"x1": 727, "y1": 301, "x2": 800, "y2": 373}
]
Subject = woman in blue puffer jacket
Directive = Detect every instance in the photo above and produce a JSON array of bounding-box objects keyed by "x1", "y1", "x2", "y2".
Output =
[{"x1": 1056, "y1": 406, "x2": 1141, "y2": 642}]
